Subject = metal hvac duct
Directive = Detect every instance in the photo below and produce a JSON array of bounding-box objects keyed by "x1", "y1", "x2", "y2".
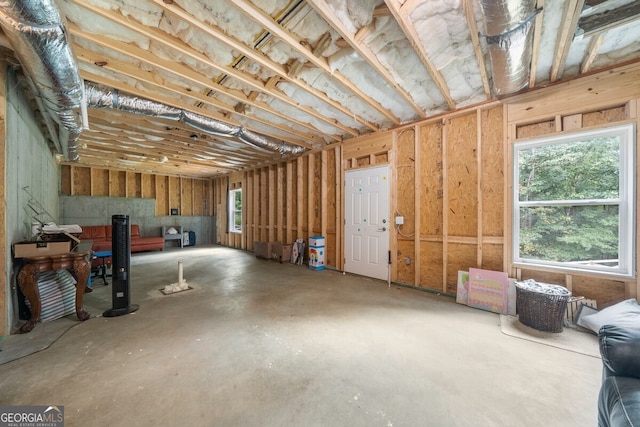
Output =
[
  {"x1": 84, "y1": 83, "x2": 307, "y2": 156},
  {"x1": 0, "y1": 0, "x2": 84, "y2": 160},
  {"x1": 0, "y1": 1, "x2": 306, "y2": 162},
  {"x1": 478, "y1": 0, "x2": 540, "y2": 97}
]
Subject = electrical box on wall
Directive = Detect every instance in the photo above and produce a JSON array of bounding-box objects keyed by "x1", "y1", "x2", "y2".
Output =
[{"x1": 395, "y1": 216, "x2": 404, "y2": 225}]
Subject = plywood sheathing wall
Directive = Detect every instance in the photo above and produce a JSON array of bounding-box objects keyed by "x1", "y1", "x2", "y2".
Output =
[
  {"x1": 60, "y1": 165, "x2": 212, "y2": 217},
  {"x1": 390, "y1": 106, "x2": 504, "y2": 294}
]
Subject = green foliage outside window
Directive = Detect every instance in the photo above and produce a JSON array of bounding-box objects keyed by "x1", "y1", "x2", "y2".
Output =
[{"x1": 514, "y1": 124, "x2": 634, "y2": 277}]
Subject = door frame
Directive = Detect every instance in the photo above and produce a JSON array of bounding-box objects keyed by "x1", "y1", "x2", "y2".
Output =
[{"x1": 342, "y1": 164, "x2": 393, "y2": 281}]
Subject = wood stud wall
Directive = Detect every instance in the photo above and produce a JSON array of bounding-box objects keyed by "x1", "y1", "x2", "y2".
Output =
[
  {"x1": 60, "y1": 165, "x2": 212, "y2": 217},
  {"x1": 214, "y1": 148, "x2": 340, "y2": 267},
  {"x1": 214, "y1": 63, "x2": 640, "y2": 308}
]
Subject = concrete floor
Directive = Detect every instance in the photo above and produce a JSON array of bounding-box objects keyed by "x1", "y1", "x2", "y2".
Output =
[{"x1": 0, "y1": 245, "x2": 602, "y2": 426}]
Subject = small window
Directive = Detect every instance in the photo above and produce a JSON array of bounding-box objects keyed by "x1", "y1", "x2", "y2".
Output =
[
  {"x1": 513, "y1": 124, "x2": 635, "y2": 277},
  {"x1": 229, "y1": 188, "x2": 242, "y2": 233}
]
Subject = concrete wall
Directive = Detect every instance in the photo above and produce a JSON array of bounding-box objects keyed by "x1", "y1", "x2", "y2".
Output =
[
  {"x1": 59, "y1": 195, "x2": 215, "y2": 245},
  {"x1": 4, "y1": 68, "x2": 60, "y2": 334}
]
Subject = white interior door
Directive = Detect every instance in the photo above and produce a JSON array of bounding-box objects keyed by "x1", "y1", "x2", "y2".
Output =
[{"x1": 344, "y1": 165, "x2": 390, "y2": 280}]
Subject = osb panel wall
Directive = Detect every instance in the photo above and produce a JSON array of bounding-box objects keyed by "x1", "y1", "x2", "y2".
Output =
[
  {"x1": 420, "y1": 242, "x2": 443, "y2": 292},
  {"x1": 481, "y1": 244, "x2": 504, "y2": 272},
  {"x1": 480, "y1": 107, "x2": 504, "y2": 239},
  {"x1": 446, "y1": 243, "x2": 476, "y2": 294},
  {"x1": 396, "y1": 129, "x2": 415, "y2": 236},
  {"x1": 92, "y1": 169, "x2": 109, "y2": 196},
  {"x1": 60, "y1": 165, "x2": 211, "y2": 217},
  {"x1": 217, "y1": 146, "x2": 339, "y2": 269},
  {"x1": 419, "y1": 122, "x2": 443, "y2": 237},
  {"x1": 111, "y1": 170, "x2": 125, "y2": 197},
  {"x1": 73, "y1": 166, "x2": 91, "y2": 195},
  {"x1": 397, "y1": 240, "x2": 415, "y2": 284},
  {"x1": 142, "y1": 174, "x2": 155, "y2": 200},
  {"x1": 126, "y1": 172, "x2": 141, "y2": 198},
  {"x1": 181, "y1": 178, "x2": 193, "y2": 216},
  {"x1": 156, "y1": 175, "x2": 168, "y2": 216},
  {"x1": 446, "y1": 113, "x2": 478, "y2": 238}
]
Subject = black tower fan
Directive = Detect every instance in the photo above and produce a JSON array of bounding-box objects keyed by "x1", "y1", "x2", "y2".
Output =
[{"x1": 103, "y1": 214, "x2": 139, "y2": 317}]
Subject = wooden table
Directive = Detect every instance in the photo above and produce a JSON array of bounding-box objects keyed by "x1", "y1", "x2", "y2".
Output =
[{"x1": 16, "y1": 241, "x2": 92, "y2": 333}]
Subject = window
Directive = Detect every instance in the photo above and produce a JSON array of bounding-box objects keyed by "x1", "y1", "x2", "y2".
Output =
[
  {"x1": 513, "y1": 123, "x2": 635, "y2": 277},
  {"x1": 229, "y1": 188, "x2": 242, "y2": 233}
]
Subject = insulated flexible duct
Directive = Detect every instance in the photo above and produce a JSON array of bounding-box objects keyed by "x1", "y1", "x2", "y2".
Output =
[
  {"x1": 84, "y1": 83, "x2": 307, "y2": 156},
  {"x1": 0, "y1": 0, "x2": 306, "y2": 161},
  {"x1": 0, "y1": 0, "x2": 83, "y2": 160},
  {"x1": 478, "y1": 0, "x2": 540, "y2": 96}
]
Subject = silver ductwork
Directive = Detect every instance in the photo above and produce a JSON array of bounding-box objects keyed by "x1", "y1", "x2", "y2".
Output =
[
  {"x1": 0, "y1": 1, "x2": 306, "y2": 163},
  {"x1": 84, "y1": 83, "x2": 307, "y2": 156},
  {"x1": 479, "y1": 0, "x2": 540, "y2": 97},
  {"x1": 0, "y1": 0, "x2": 84, "y2": 160}
]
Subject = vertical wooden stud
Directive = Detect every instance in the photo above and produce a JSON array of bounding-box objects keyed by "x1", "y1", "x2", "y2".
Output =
[
  {"x1": 476, "y1": 109, "x2": 483, "y2": 267},
  {"x1": 286, "y1": 161, "x2": 294, "y2": 243},
  {"x1": 414, "y1": 125, "x2": 421, "y2": 286},
  {"x1": 307, "y1": 153, "x2": 315, "y2": 237},
  {"x1": 442, "y1": 119, "x2": 449, "y2": 294},
  {"x1": 277, "y1": 163, "x2": 284, "y2": 242},
  {"x1": 504, "y1": 104, "x2": 514, "y2": 275},
  {"x1": 297, "y1": 157, "x2": 304, "y2": 242},
  {"x1": 335, "y1": 146, "x2": 343, "y2": 271},
  {"x1": 268, "y1": 165, "x2": 276, "y2": 242},
  {"x1": 253, "y1": 169, "x2": 260, "y2": 246},
  {"x1": 321, "y1": 150, "x2": 328, "y2": 243}
]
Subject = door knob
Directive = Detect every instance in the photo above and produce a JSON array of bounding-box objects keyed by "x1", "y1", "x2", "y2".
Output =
[{"x1": 377, "y1": 227, "x2": 387, "y2": 232}]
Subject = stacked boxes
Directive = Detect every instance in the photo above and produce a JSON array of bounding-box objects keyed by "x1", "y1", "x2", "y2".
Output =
[{"x1": 308, "y1": 236, "x2": 325, "y2": 270}]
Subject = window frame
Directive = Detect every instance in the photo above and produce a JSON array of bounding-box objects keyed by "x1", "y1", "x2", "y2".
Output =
[
  {"x1": 512, "y1": 123, "x2": 636, "y2": 278},
  {"x1": 228, "y1": 188, "x2": 243, "y2": 234}
]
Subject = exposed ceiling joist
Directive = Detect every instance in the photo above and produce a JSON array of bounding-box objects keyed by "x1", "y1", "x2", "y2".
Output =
[
  {"x1": 550, "y1": 0, "x2": 586, "y2": 82},
  {"x1": 309, "y1": 0, "x2": 428, "y2": 118},
  {"x1": 221, "y1": 0, "x2": 395, "y2": 128},
  {"x1": 384, "y1": 0, "x2": 456, "y2": 110},
  {"x1": 2, "y1": 0, "x2": 639, "y2": 178}
]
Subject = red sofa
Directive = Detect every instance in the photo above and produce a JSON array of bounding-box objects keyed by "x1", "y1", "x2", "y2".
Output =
[{"x1": 80, "y1": 225, "x2": 165, "y2": 266}]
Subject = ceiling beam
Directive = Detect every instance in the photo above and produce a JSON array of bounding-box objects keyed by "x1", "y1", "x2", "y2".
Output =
[
  {"x1": 580, "y1": 32, "x2": 606, "y2": 74},
  {"x1": 550, "y1": 0, "x2": 585, "y2": 82},
  {"x1": 462, "y1": 0, "x2": 491, "y2": 99},
  {"x1": 528, "y1": 0, "x2": 545, "y2": 88}
]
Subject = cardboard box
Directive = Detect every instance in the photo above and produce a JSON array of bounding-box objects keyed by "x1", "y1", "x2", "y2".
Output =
[
  {"x1": 254, "y1": 241, "x2": 272, "y2": 259},
  {"x1": 271, "y1": 242, "x2": 292, "y2": 263},
  {"x1": 13, "y1": 240, "x2": 72, "y2": 258}
]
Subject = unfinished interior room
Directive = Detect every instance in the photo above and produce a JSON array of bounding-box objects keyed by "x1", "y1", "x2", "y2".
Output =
[{"x1": 1, "y1": 0, "x2": 640, "y2": 425}]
